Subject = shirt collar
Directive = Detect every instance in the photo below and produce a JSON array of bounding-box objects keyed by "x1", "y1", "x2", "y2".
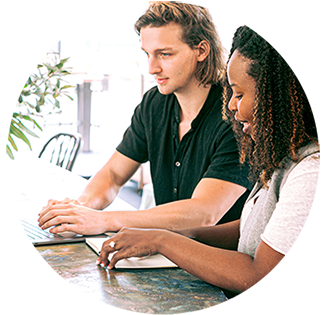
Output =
[{"x1": 174, "y1": 83, "x2": 220, "y2": 129}]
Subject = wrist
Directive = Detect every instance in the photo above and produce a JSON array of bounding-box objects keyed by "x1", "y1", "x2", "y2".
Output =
[
  {"x1": 77, "y1": 194, "x2": 91, "y2": 207},
  {"x1": 101, "y1": 211, "x2": 125, "y2": 232},
  {"x1": 153, "y1": 229, "x2": 175, "y2": 254},
  {"x1": 78, "y1": 195, "x2": 104, "y2": 210}
]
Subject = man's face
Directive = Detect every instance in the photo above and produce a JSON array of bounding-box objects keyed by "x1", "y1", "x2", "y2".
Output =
[{"x1": 140, "y1": 22, "x2": 200, "y2": 96}]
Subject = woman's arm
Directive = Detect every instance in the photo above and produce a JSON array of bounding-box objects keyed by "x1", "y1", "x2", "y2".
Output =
[
  {"x1": 99, "y1": 227, "x2": 284, "y2": 294},
  {"x1": 175, "y1": 219, "x2": 240, "y2": 250},
  {"x1": 157, "y1": 231, "x2": 284, "y2": 293}
]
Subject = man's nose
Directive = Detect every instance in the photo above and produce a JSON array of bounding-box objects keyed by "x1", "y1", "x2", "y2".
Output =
[{"x1": 148, "y1": 57, "x2": 162, "y2": 75}]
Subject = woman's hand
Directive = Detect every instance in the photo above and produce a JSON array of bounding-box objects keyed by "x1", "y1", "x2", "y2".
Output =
[
  {"x1": 38, "y1": 202, "x2": 107, "y2": 235},
  {"x1": 98, "y1": 228, "x2": 165, "y2": 269}
]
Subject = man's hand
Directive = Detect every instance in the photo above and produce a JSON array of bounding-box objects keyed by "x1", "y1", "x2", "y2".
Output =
[
  {"x1": 38, "y1": 201, "x2": 108, "y2": 235},
  {"x1": 39, "y1": 198, "x2": 83, "y2": 215},
  {"x1": 98, "y1": 228, "x2": 164, "y2": 269}
]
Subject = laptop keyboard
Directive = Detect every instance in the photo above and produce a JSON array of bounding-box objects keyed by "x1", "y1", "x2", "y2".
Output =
[{"x1": 20, "y1": 218, "x2": 53, "y2": 240}]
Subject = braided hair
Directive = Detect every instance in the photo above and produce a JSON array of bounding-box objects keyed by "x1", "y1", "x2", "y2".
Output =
[{"x1": 222, "y1": 26, "x2": 318, "y2": 186}]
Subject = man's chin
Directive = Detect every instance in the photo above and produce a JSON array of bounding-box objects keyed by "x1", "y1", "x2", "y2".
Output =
[{"x1": 157, "y1": 86, "x2": 174, "y2": 95}]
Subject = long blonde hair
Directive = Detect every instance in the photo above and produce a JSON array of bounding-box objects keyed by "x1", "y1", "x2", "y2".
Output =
[{"x1": 134, "y1": 1, "x2": 226, "y2": 86}]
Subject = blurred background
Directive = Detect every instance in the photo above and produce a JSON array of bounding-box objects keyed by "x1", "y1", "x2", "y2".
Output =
[
  {"x1": 9, "y1": 1, "x2": 238, "y2": 181},
  {"x1": 11, "y1": 2, "x2": 152, "y2": 178}
]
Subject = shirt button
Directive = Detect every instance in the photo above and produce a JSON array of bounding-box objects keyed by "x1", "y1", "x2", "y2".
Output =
[
  {"x1": 175, "y1": 161, "x2": 181, "y2": 167},
  {"x1": 173, "y1": 188, "x2": 177, "y2": 193}
]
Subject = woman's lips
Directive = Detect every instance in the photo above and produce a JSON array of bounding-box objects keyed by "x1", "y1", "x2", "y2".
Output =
[
  {"x1": 236, "y1": 117, "x2": 250, "y2": 134},
  {"x1": 235, "y1": 115, "x2": 253, "y2": 138},
  {"x1": 242, "y1": 122, "x2": 250, "y2": 134}
]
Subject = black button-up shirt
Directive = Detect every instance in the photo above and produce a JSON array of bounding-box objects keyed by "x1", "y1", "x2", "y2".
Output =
[{"x1": 117, "y1": 83, "x2": 252, "y2": 224}]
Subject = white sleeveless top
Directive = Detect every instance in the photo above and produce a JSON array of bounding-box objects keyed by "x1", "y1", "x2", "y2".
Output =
[{"x1": 238, "y1": 143, "x2": 320, "y2": 257}]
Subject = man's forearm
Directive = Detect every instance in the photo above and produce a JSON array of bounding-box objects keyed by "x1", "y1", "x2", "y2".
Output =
[
  {"x1": 103, "y1": 197, "x2": 234, "y2": 232},
  {"x1": 77, "y1": 151, "x2": 141, "y2": 210},
  {"x1": 78, "y1": 170, "x2": 121, "y2": 210}
]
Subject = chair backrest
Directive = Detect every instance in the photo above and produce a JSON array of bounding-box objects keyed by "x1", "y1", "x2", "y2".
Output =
[{"x1": 38, "y1": 133, "x2": 82, "y2": 171}]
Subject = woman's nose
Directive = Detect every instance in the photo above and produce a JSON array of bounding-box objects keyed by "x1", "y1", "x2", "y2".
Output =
[{"x1": 228, "y1": 95, "x2": 237, "y2": 112}]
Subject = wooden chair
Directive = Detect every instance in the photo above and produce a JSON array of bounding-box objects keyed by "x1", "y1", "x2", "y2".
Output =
[{"x1": 38, "y1": 133, "x2": 82, "y2": 171}]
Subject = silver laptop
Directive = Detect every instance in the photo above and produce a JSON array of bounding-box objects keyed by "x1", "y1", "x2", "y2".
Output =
[{"x1": 20, "y1": 216, "x2": 85, "y2": 246}]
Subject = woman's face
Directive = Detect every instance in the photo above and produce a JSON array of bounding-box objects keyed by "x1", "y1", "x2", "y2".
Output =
[{"x1": 227, "y1": 50, "x2": 257, "y2": 140}]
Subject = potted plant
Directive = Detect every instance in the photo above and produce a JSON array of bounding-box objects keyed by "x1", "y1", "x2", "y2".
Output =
[{"x1": 7, "y1": 53, "x2": 75, "y2": 159}]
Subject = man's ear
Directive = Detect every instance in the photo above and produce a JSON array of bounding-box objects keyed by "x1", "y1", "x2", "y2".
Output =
[{"x1": 196, "y1": 40, "x2": 210, "y2": 62}]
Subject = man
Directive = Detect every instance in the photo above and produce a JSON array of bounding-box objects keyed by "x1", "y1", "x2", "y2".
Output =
[{"x1": 38, "y1": 1, "x2": 251, "y2": 235}]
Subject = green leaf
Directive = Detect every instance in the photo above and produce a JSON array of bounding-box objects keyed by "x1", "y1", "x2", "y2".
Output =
[
  {"x1": 14, "y1": 119, "x2": 39, "y2": 138},
  {"x1": 65, "y1": 94, "x2": 74, "y2": 101},
  {"x1": 19, "y1": 114, "x2": 43, "y2": 131},
  {"x1": 13, "y1": 54, "x2": 73, "y2": 155},
  {"x1": 56, "y1": 62, "x2": 63, "y2": 70},
  {"x1": 8, "y1": 134, "x2": 18, "y2": 151},
  {"x1": 10, "y1": 124, "x2": 32, "y2": 150},
  {"x1": 25, "y1": 101, "x2": 36, "y2": 110},
  {"x1": 60, "y1": 84, "x2": 75, "y2": 90},
  {"x1": 60, "y1": 57, "x2": 70, "y2": 63},
  {"x1": 6, "y1": 117, "x2": 16, "y2": 130},
  {"x1": 6, "y1": 145, "x2": 14, "y2": 159},
  {"x1": 39, "y1": 94, "x2": 45, "y2": 106},
  {"x1": 23, "y1": 90, "x2": 31, "y2": 96},
  {"x1": 60, "y1": 70, "x2": 71, "y2": 75}
]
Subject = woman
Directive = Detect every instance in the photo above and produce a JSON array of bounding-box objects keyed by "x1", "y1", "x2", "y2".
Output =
[{"x1": 97, "y1": 26, "x2": 320, "y2": 295}]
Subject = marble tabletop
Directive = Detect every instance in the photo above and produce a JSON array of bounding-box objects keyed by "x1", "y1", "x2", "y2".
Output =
[{"x1": 36, "y1": 243, "x2": 231, "y2": 314}]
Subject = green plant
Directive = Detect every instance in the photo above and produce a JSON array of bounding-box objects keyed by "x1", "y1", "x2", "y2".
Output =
[{"x1": 7, "y1": 54, "x2": 75, "y2": 159}]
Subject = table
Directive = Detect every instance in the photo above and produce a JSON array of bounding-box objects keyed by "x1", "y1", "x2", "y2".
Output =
[
  {"x1": 10, "y1": 156, "x2": 227, "y2": 313},
  {"x1": 37, "y1": 243, "x2": 227, "y2": 314}
]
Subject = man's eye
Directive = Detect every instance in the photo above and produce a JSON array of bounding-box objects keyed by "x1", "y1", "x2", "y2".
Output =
[{"x1": 161, "y1": 53, "x2": 170, "y2": 58}]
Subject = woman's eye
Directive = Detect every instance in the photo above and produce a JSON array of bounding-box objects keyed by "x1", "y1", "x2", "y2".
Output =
[{"x1": 235, "y1": 95, "x2": 243, "y2": 100}]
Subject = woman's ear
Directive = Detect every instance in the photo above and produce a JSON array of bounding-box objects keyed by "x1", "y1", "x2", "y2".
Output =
[{"x1": 196, "y1": 40, "x2": 210, "y2": 62}]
